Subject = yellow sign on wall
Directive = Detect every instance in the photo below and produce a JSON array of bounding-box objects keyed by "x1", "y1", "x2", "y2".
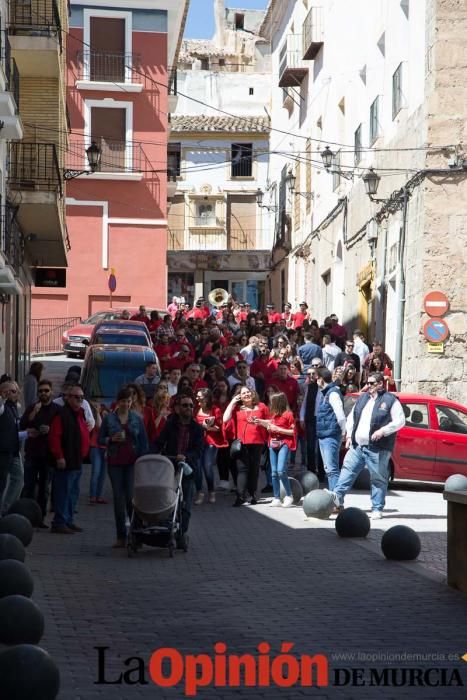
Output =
[{"x1": 426, "y1": 342, "x2": 444, "y2": 354}]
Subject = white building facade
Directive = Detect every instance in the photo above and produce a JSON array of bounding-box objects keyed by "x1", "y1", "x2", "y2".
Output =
[
  {"x1": 261, "y1": 0, "x2": 467, "y2": 403},
  {"x1": 167, "y1": 1, "x2": 273, "y2": 309}
]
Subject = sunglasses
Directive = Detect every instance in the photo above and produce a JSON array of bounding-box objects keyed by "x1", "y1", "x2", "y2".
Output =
[{"x1": 367, "y1": 380, "x2": 377, "y2": 385}]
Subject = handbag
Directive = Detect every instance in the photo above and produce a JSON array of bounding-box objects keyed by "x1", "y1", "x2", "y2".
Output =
[{"x1": 230, "y1": 438, "x2": 243, "y2": 458}]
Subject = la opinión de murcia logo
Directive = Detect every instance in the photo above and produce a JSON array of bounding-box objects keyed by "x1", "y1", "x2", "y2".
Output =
[{"x1": 95, "y1": 644, "x2": 464, "y2": 695}]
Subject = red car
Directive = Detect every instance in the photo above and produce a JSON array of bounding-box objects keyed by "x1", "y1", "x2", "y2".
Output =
[
  {"x1": 344, "y1": 393, "x2": 467, "y2": 482},
  {"x1": 62, "y1": 308, "x2": 139, "y2": 357}
]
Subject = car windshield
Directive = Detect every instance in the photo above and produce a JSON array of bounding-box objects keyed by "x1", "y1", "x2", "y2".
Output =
[
  {"x1": 84, "y1": 312, "x2": 120, "y2": 325},
  {"x1": 96, "y1": 334, "x2": 148, "y2": 346},
  {"x1": 87, "y1": 365, "x2": 146, "y2": 402}
]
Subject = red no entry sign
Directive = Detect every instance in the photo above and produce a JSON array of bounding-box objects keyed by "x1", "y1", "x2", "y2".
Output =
[
  {"x1": 423, "y1": 318, "x2": 449, "y2": 343},
  {"x1": 423, "y1": 290, "x2": 449, "y2": 317}
]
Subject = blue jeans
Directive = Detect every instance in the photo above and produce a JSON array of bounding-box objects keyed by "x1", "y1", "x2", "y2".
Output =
[
  {"x1": 108, "y1": 465, "x2": 134, "y2": 540},
  {"x1": 318, "y1": 435, "x2": 341, "y2": 492},
  {"x1": 1, "y1": 455, "x2": 24, "y2": 516},
  {"x1": 334, "y1": 445, "x2": 392, "y2": 512},
  {"x1": 70, "y1": 467, "x2": 82, "y2": 513},
  {"x1": 52, "y1": 469, "x2": 82, "y2": 527},
  {"x1": 196, "y1": 444, "x2": 216, "y2": 492},
  {"x1": 269, "y1": 444, "x2": 291, "y2": 499},
  {"x1": 89, "y1": 447, "x2": 107, "y2": 499}
]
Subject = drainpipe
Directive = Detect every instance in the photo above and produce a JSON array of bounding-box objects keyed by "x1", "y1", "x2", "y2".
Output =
[{"x1": 394, "y1": 188, "x2": 408, "y2": 390}]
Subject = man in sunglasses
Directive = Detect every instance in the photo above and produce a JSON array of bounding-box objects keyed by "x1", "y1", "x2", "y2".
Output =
[
  {"x1": 0, "y1": 381, "x2": 23, "y2": 516},
  {"x1": 154, "y1": 396, "x2": 204, "y2": 545},
  {"x1": 327, "y1": 372, "x2": 405, "y2": 519},
  {"x1": 48, "y1": 384, "x2": 91, "y2": 534},
  {"x1": 20, "y1": 379, "x2": 60, "y2": 527}
]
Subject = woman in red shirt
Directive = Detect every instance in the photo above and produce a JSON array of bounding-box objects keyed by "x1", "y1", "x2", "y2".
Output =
[
  {"x1": 223, "y1": 386, "x2": 269, "y2": 506},
  {"x1": 194, "y1": 388, "x2": 228, "y2": 505},
  {"x1": 254, "y1": 391, "x2": 296, "y2": 508}
]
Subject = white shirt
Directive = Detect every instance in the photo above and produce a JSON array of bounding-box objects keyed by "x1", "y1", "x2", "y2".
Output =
[
  {"x1": 167, "y1": 382, "x2": 178, "y2": 397},
  {"x1": 322, "y1": 343, "x2": 340, "y2": 370},
  {"x1": 347, "y1": 395, "x2": 406, "y2": 446},
  {"x1": 53, "y1": 397, "x2": 95, "y2": 431},
  {"x1": 353, "y1": 338, "x2": 370, "y2": 366},
  {"x1": 328, "y1": 390, "x2": 347, "y2": 437},
  {"x1": 228, "y1": 375, "x2": 256, "y2": 392},
  {"x1": 240, "y1": 345, "x2": 255, "y2": 366}
]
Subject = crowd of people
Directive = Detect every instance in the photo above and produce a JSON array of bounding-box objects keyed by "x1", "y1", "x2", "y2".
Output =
[{"x1": 0, "y1": 297, "x2": 404, "y2": 547}]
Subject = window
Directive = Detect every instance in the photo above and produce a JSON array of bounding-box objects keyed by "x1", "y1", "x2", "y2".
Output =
[
  {"x1": 231, "y1": 143, "x2": 253, "y2": 177},
  {"x1": 219, "y1": 59, "x2": 226, "y2": 68},
  {"x1": 332, "y1": 150, "x2": 341, "y2": 191},
  {"x1": 354, "y1": 124, "x2": 362, "y2": 165},
  {"x1": 402, "y1": 403, "x2": 429, "y2": 429},
  {"x1": 436, "y1": 406, "x2": 467, "y2": 435},
  {"x1": 195, "y1": 201, "x2": 216, "y2": 227},
  {"x1": 235, "y1": 13, "x2": 244, "y2": 30},
  {"x1": 167, "y1": 143, "x2": 181, "y2": 178},
  {"x1": 392, "y1": 63, "x2": 403, "y2": 119},
  {"x1": 200, "y1": 58, "x2": 209, "y2": 70},
  {"x1": 89, "y1": 16, "x2": 125, "y2": 81},
  {"x1": 280, "y1": 269, "x2": 286, "y2": 308},
  {"x1": 91, "y1": 106, "x2": 126, "y2": 172},
  {"x1": 369, "y1": 96, "x2": 381, "y2": 144},
  {"x1": 249, "y1": 87, "x2": 254, "y2": 95}
]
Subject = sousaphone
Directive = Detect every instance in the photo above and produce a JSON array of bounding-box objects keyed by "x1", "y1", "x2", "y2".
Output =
[{"x1": 208, "y1": 288, "x2": 230, "y2": 308}]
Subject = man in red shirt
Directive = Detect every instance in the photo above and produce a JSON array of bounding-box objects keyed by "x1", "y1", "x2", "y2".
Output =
[
  {"x1": 186, "y1": 299, "x2": 209, "y2": 320},
  {"x1": 281, "y1": 302, "x2": 294, "y2": 329},
  {"x1": 266, "y1": 304, "x2": 281, "y2": 324},
  {"x1": 48, "y1": 385, "x2": 90, "y2": 534},
  {"x1": 329, "y1": 314, "x2": 347, "y2": 348},
  {"x1": 184, "y1": 363, "x2": 208, "y2": 392},
  {"x1": 130, "y1": 305, "x2": 150, "y2": 326},
  {"x1": 154, "y1": 334, "x2": 173, "y2": 372},
  {"x1": 267, "y1": 361, "x2": 299, "y2": 412},
  {"x1": 167, "y1": 345, "x2": 191, "y2": 372},
  {"x1": 293, "y1": 302, "x2": 309, "y2": 329},
  {"x1": 171, "y1": 328, "x2": 195, "y2": 362},
  {"x1": 250, "y1": 344, "x2": 277, "y2": 384}
]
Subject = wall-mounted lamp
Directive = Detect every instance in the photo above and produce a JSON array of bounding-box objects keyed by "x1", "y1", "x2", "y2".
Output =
[
  {"x1": 320, "y1": 145, "x2": 354, "y2": 180},
  {"x1": 256, "y1": 188, "x2": 278, "y2": 211},
  {"x1": 63, "y1": 141, "x2": 101, "y2": 180},
  {"x1": 286, "y1": 170, "x2": 314, "y2": 199}
]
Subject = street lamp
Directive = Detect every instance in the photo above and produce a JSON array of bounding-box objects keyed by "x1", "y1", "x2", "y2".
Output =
[
  {"x1": 320, "y1": 145, "x2": 333, "y2": 170},
  {"x1": 64, "y1": 141, "x2": 102, "y2": 180},
  {"x1": 362, "y1": 167, "x2": 382, "y2": 199},
  {"x1": 256, "y1": 188, "x2": 278, "y2": 211},
  {"x1": 320, "y1": 145, "x2": 354, "y2": 180},
  {"x1": 286, "y1": 169, "x2": 314, "y2": 199}
]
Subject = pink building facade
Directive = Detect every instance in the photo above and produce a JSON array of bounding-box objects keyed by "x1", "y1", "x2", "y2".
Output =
[{"x1": 31, "y1": 0, "x2": 188, "y2": 320}]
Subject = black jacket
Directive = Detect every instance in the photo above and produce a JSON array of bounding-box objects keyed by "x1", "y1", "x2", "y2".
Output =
[
  {"x1": 153, "y1": 414, "x2": 204, "y2": 470},
  {"x1": 0, "y1": 399, "x2": 20, "y2": 455}
]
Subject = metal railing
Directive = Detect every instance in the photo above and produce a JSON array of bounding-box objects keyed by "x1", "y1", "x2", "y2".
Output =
[
  {"x1": 279, "y1": 34, "x2": 309, "y2": 86},
  {"x1": 168, "y1": 228, "x2": 258, "y2": 252},
  {"x1": 67, "y1": 137, "x2": 143, "y2": 174},
  {"x1": 1, "y1": 32, "x2": 20, "y2": 111},
  {"x1": 76, "y1": 50, "x2": 142, "y2": 83},
  {"x1": 1, "y1": 204, "x2": 24, "y2": 273},
  {"x1": 30, "y1": 316, "x2": 82, "y2": 355},
  {"x1": 8, "y1": 143, "x2": 63, "y2": 195},
  {"x1": 9, "y1": 0, "x2": 62, "y2": 51},
  {"x1": 302, "y1": 6, "x2": 324, "y2": 60}
]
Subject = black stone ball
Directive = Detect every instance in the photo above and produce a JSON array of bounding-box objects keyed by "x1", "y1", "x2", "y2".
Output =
[
  {"x1": 8, "y1": 498, "x2": 43, "y2": 527},
  {"x1": 0, "y1": 595, "x2": 45, "y2": 645},
  {"x1": 335, "y1": 507, "x2": 370, "y2": 538},
  {"x1": 0, "y1": 645, "x2": 60, "y2": 700},
  {"x1": 0, "y1": 559, "x2": 34, "y2": 598},
  {"x1": 279, "y1": 477, "x2": 303, "y2": 504},
  {"x1": 381, "y1": 525, "x2": 421, "y2": 561},
  {"x1": 0, "y1": 533, "x2": 26, "y2": 562},
  {"x1": 300, "y1": 471, "x2": 319, "y2": 494},
  {"x1": 444, "y1": 474, "x2": 467, "y2": 492},
  {"x1": 352, "y1": 467, "x2": 371, "y2": 490},
  {"x1": 0, "y1": 513, "x2": 34, "y2": 547}
]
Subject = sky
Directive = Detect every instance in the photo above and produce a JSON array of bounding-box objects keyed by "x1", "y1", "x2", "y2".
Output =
[{"x1": 185, "y1": 0, "x2": 269, "y2": 39}]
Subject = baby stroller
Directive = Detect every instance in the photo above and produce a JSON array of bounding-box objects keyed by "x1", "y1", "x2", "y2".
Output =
[{"x1": 127, "y1": 454, "x2": 187, "y2": 557}]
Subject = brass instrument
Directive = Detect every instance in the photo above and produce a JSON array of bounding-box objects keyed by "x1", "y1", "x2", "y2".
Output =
[{"x1": 208, "y1": 288, "x2": 230, "y2": 308}]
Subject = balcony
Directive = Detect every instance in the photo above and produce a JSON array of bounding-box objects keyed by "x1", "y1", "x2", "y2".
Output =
[
  {"x1": 0, "y1": 205, "x2": 24, "y2": 293},
  {"x1": 67, "y1": 137, "x2": 144, "y2": 181},
  {"x1": 278, "y1": 34, "x2": 309, "y2": 88},
  {"x1": 0, "y1": 32, "x2": 23, "y2": 139},
  {"x1": 302, "y1": 6, "x2": 324, "y2": 60},
  {"x1": 168, "y1": 68, "x2": 178, "y2": 113},
  {"x1": 8, "y1": 0, "x2": 62, "y2": 78},
  {"x1": 8, "y1": 142, "x2": 67, "y2": 266},
  {"x1": 75, "y1": 51, "x2": 143, "y2": 92},
  {"x1": 168, "y1": 228, "x2": 258, "y2": 252},
  {"x1": 167, "y1": 169, "x2": 178, "y2": 199}
]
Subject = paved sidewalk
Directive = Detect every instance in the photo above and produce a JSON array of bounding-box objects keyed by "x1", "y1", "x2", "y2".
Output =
[{"x1": 21, "y1": 466, "x2": 466, "y2": 699}]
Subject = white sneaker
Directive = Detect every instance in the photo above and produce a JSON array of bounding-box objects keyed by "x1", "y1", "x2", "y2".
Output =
[
  {"x1": 370, "y1": 510, "x2": 383, "y2": 520},
  {"x1": 269, "y1": 498, "x2": 281, "y2": 507},
  {"x1": 282, "y1": 496, "x2": 294, "y2": 508},
  {"x1": 324, "y1": 488, "x2": 340, "y2": 508},
  {"x1": 194, "y1": 492, "x2": 204, "y2": 505},
  {"x1": 208, "y1": 492, "x2": 216, "y2": 504}
]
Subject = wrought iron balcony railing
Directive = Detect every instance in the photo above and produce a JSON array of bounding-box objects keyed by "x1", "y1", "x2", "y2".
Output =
[
  {"x1": 67, "y1": 138, "x2": 143, "y2": 174},
  {"x1": 1, "y1": 31, "x2": 20, "y2": 110},
  {"x1": 76, "y1": 51, "x2": 142, "y2": 84},
  {"x1": 8, "y1": 143, "x2": 63, "y2": 196},
  {"x1": 168, "y1": 228, "x2": 259, "y2": 252},
  {"x1": 9, "y1": 0, "x2": 62, "y2": 51},
  {"x1": 302, "y1": 6, "x2": 324, "y2": 60},
  {"x1": 1, "y1": 204, "x2": 24, "y2": 273},
  {"x1": 278, "y1": 34, "x2": 309, "y2": 87}
]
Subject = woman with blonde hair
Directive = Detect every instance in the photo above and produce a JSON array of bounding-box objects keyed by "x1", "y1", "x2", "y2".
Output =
[
  {"x1": 152, "y1": 387, "x2": 171, "y2": 440},
  {"x1": 254, "y1": 391, "x2": 296, "y2": 507}
]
